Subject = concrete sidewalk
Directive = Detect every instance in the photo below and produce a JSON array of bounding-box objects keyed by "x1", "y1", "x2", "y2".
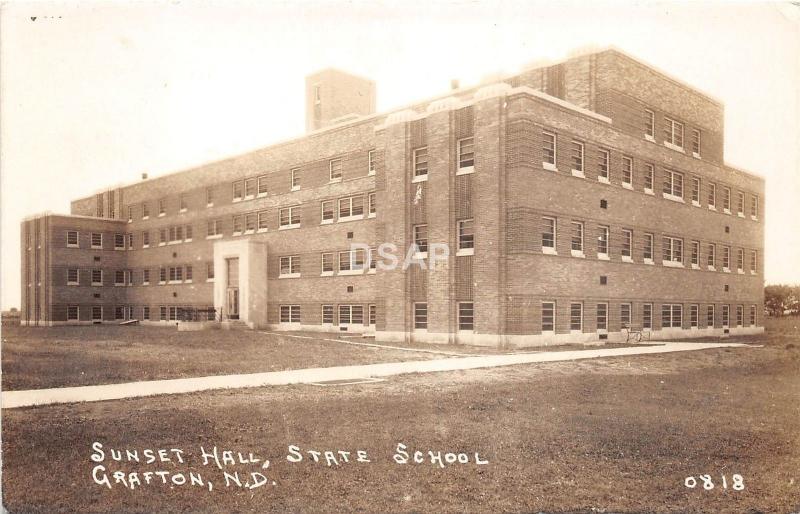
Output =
[{"x1": 1, "y1": 341, "x2": 754, "y2": 409}]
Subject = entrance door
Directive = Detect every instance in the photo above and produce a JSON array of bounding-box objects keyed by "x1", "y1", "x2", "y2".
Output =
[{"x1": 226, "y1": 257, "x2": 240, "y2": 320}]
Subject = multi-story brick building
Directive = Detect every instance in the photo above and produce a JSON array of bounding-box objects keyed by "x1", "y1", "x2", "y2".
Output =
[{"x1": 20, "y1": 48, "x2": 765, "y2": 346}]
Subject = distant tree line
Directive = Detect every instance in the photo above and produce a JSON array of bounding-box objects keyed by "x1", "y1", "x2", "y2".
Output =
[{"x1": 765, "y1": 285, "x2": 800, "y2": 317}]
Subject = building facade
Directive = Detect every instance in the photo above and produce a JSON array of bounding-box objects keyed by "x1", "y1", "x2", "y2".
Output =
[{"x1": 20, "y1": 48, "x2": 765, "y2": 346}]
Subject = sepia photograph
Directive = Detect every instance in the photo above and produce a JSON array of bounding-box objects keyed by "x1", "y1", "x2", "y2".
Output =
[{"x1": 1, "y1": 1, "x2": 799, "y2": 512}]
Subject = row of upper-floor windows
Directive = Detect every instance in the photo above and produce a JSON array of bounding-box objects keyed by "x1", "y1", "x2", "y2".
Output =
[
  {"x1": 124, "y1": 151, "x2": 378, "y2": 222},
  {"x1": 63, "y1": 265, "x2": 195, "y2": 286},
  {"x1": 643, "y1": 110, "x2": 703, "y2": 157},
  {"x1": 537, "y1": 216, "x2": 759, "y2": 274},
  {"x1": 539, "y1": 129, "x2": 759, "y2": 220},
  {"x1": 411, "y1": 137, "x2": 475, "y2": 181}
]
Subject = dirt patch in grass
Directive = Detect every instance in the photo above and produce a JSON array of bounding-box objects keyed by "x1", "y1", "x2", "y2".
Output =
[
  {"x1": 2, "y1": 320, "x2": 799, "y2": 513},
  {"x1": 0, "y1": 325, "x2": 442, "y2": 390}
]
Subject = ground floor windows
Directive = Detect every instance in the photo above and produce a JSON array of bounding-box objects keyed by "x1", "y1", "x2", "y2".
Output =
[
  {"x1": 280, "y1": 305, "x2": 301, "y2": 323},
  {"x1": 143, "y1": 306, "x2": 150, "y2": 320},
  {"x1": 722, "y1": 305, "x2": 730, "y2": 327},
  {"x1": 541, "y1": 301, "x2": 555, "y2": 332},
  {"x1": 339, "y1": 305, "x2": 364, "y2": 325},
  {"x1": 750, "y1": 305, "x2": 757, "y2": 326},
  {"x1": 707, "y1": 305, "x2": 715, "y2": 328},
  {"x1": 369, "y1": 304, "x2": 376, "y2": 326},
  {"x1": 414, "y1": 303, "x2": 428, "y2": 330},
  {"x1": 643, "y1": 303, "x2": 653, "y2": 329},
  {"x1": 92, "y1": 306, "x2": 102, "y2": 322},
  {"x1": 736, "y1": 305, "x2": 743, "y2": 327},
  {"x1": 67, "y1": 305, "x2": 79, "y2": 321},
  {"x1": 661, "y1": 304, "x2": 683, "y2": 328},
  {"x1": 570, "y1": 303, "x2": 583, "y2": 332},
  {"x1": 322, "y1": 305, "x2": 334, "y2": 325},
  {"x1": 596, "y1": 303, "x2": 608, "y2": 331},
  {"x1": 458, "y1": 302, "x2": 474, "y2": 331},
  {"x1": 620, "y1": 303, "x2": 631, "y2": 327},
  {"x1": 690, "y1": 305, "x2": 699, "y2": 327}
]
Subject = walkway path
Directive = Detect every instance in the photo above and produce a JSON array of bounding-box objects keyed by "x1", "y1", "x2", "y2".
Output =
[{"x1": 1, "y1": 341, "x2": 754, "y2": 409}]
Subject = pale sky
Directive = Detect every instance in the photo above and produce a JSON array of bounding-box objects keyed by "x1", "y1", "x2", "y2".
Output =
[{"x1": 1, "y1": 1, "x2": 799, "y2": 310}]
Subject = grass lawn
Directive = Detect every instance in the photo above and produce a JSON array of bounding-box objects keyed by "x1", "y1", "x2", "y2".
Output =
[
  {"x1": 0, "y1": 325, "x2": 445, "y2": 390},
  {"x1": 1, "y1": 318, "x2": 799, "y2": 512}
]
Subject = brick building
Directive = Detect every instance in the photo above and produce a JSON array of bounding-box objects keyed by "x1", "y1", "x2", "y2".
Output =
[{"x1": 20, "y1": 48, "x2": 765, "y2": 346}]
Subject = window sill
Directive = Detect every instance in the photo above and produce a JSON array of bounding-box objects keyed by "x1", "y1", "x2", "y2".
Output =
[
  {"x1": 320, "y1": 271, "x2": 334, "y2": 277},
  {"x1": 206, "y1": 234, "x2": 223, "y2": 240},
  {"x1": 750, "y1": 270, "x2": 757, "y2": 275},
  {"x1": 127, "y1": 220, "x2": 133, "y2": 224},
  {"x1": 244, "y1": 195, "x2": 255, "y2": 201},
  {"x1": 206, "y1": 204, "x2": 213, "y2": 209},
  {"x1": 158, "y1": 242, "x2": 166, "y2": 246},
  {"x1": 243, "y1": 230, "x2": 255, "y2": 235},
  {"x1": 708, "y1": 265, "x2": 716, "y2": 271},
  {"x1": 644, "y1": 258, "x2": 654, "y2": 265},
  {"x1": 67, "y1": 282, "x2": 79, "y2": 286},
  {"x1": 737, "y1": 269, "x2": 745, "y2": 275},
  {"x1": 114, "y1": 247, "x2": 126, "y2": 251},
  {"x1": 368, "y1": 170, "x2": 376, "y2": 177},
  {"x1": 737, "y1": 212, "x2": 745, "y2": 218},
  {"x1": 621, "y1": 182, "x2": 633, "y2": 190},
  {"x1": 257, "y1": 193, "x2": 268, "y2": 199},
  {"x1": 723, "y1": 209, "x2": 732, "y2": 215},
  {"x1": 542, "y1": 247, "x2": 557, "y2": 255},
  {"x1": 257, "y1": 228, "x2": 268, "y2": 233},
  {"x1": 179, "y1": 208, "x2": 187, "y2": 213},
  {"x1": 206, "y1": 278, "x2": 214, "y2": 283},
  {"x1": 338, "y1": 215, "x2": 364, "y2": 223},
  {"x1": 663, "y1": 193, "x2": 685, "y2": 203},
  {"x1": 597, "y1": 176, "x2": 611, "y2": 185},
  {"x1": 167, "y1": 281, "x2": 183, "y2": 285},
  {"x1": 691, "y1": 264, "x2": 700, "y2": 270},
  {"x1": 708, "y1": 205, "x2": 717, "y2": 211},
  {"x1": 750, "y1": 215, "x2": 758, "y2": 221},
  {"x1": 663, "y1": 141, "x2": 685, "y2": 153},
  {"x1": 279, "y1": 273, "x2": 301, "y2": 279},
  {"x1": 644, "y1": 134, "x2": 655, "y2": 143},
  {"x1": 185, "y1": 280, "x2": 193, "y2": 284},
  {"x1": 158, "y1": 213, "x2": 166, "y2": 217},
  {"x1": 167, "y1": 240, "x2": 181, "y2": 245},
  {"x1": 232, "y1": 198, "x2": 243, "y2": 203},
  {"x1": 570, "y1": 329, "x2": 583, "y2": 335},
  {"x1": 158, "y1": 281, "x2": 166, "y2": 285},
  {"x1": 367, "y1": 268, "x2": 376, "y2": 274},
  {"x1": 367, "y1": 213, "x2": 376, "y2": 219},
  {"x1": 597, "y1": 253, "x2": 610, "y2": 261},
  {"x1": 143, "y1": 282, "x2": 150, "y2": 286},
  {"x1": 279, "y1": 224, "x2": 300, "y2": 230},
  {"x1": 644, "y1": 188, "x2": 654, "y2": 196},
  {"x1": 691, "y1": 200, "x2": 701, "y2": 207},
  {"x1": 456, "y1": 248, "x2": 474, "y2": 257},
  {"x1": 692, "y1": 152, "x2": 701, "y2": 159},
  {"x1": 570, "y1": 250, "x2": 585, "y2": 258},
  {"x1": 456, "y1": 166, "x2": 475, "y2": 176},
  {"x1": 329, "y1": 178, "x2": 343, "y2": 184},
  {"x1": 91, "y1": 283, "x2": 103, "y2": 287},
  {"x1": 321, "y1": 219, "x2": 334, "y2": 225},
  {"x1": 338, "y1": 269, "x2": 365, "y2": 276},
  {"x1": 621, "y1": 256, "x2": 633, "y2": 263},
  {"x1": 185, "y1": 238, "x2": 193, "y2": 243},
  {"x1": 142, "y1": 216, "x2": 150, "y2": 220},
  {"x1": 142, "y1": 244, "x2": 150, "y2": 249},
  {"x1": 413, "y1": 252, "x2": 428, "y2": 260},
  {"x1": 412, "y1": 175, "x2": 428, "y2": 183},
  {"x1": 67, "y1": 244, "x2": 79, "y2": 249},
  {"x1": 571, "y1": 169, "x2": 585, "y2": 178},
  {"x1": 662, "y1": 260, "x2": 684, "y2": 268},
  {"x1": 543, "y1": 162, "x2": 558, "y2": 172},
  {"x1": 291, "y1": 186, "x2": 301, "y2": 192},
  {"x1": 723, "y1": 267, "x2": 731, "y2": 273}
]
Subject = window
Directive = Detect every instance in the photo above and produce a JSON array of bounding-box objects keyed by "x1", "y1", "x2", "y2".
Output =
[
  {"x1": 329, "y1": 158, "x2": 343, "y2": 182},
  {"x1": 169, "y1": 266, "x2": 183, "y2": 282},
  {"x1": 571, "y1": 140, "x2": 584, "y2": 174},
  {"x1": 707, "y1": 305, "x2": 715, "y2": 328},
  {"x1": 291, "y1": 168, "x2": 300, "y2": 190},
  {"x1": 142, "y1": 202, "x2": 150, "y2": 218},
  {"x1": 644, "y1": 233, "x2": 654, "y2": 261},
  {"x1": 737, "y1": 191, "x2": 745, "y2": 216},
  {"x1": 339, "y1": 305, "x2": 364, "y2": 325},
  {"x1": 159, "y1": 306, "x2": 167, "y2": 321},
  {"x1": 750, "y1": 250, "x2": 757, "y2": 274},
  {"x1": 368, "y1": 192, "x2": 376, "y2": 217},
  {"x1": 736, "y1": 305, "x2": 743, "y2": 327},
  {"x1": 664, "y1": 117, "x2": 684, "y2": 148},
  {"x1": 542, "y1": 131, "x2": 556, "y2": 168},
  {"x1": 279, "y1": 207, "x2": 300, "y2": 228},
  {"x1": 722, "y1": 305, "x2": 730, "y2": 327},
  {"x1": 279, "y1": 255, "x2": 300, "y2": 277},
  {"x1": 280, "y1": 305, "x2": 301, "y2": 323},
  {"x1": 457, "y1": 219, "x2": 474, "y2": 253},
  {"x1": 413, "y1": 224, "x2": 428, "y2": 254},
  {"x1": 621, "y1": 303, "x2": 632, "y2": 327},
  {"x1": 570, "y1": 303, "x2": 583, "y2": 331},
  {"x1": 179, "y1": 194, "x2": 188, "y2": 211},
  {"x1": 369, "y1": 247, "x2": 377, "y2": 271},
  {"x1": 232, "y1": 215, "x2": 243, "y2": 234},
  {"x1": 127, "y1": 233, "x2": 134, "y2": 249},
  {"x1": 644, "y1": 163, "x2": 654, "y2": 191},
  {"x1": 158, "y1": 198, "x2": 166, "y2": 216},
  {"x1": 233, "y1": 181, "x2": 244, "y2": 201},
  {"x1": 339, "y1": 195, "x2": 364, "y2": 219},
  {"x1": 322, "y1": 305, "x2": 335, "y2": 325},
  {"x1": 207, "y1": 219, "x2": 222, "y2": 237},
  {"x1": 143, "y1": 306, "x2": 150, "y2": 320},
  {"x1": 722, "y1": 246, "x2": 730, "y2": 271},
  {"x1": 414, "y1": 303, "x2": 428, "y2": 330},
  {"x1": 598, "y1": 149, "x2": 610, "y2": 181},
  {"x1": 159, "y1": 228, "x2": 167, "y2": 245},
  {"x1": 570, "y1": 222, "x2": 584, "y2": 254},
  {"x1": 66, "y1": 230, "x2": 79, "y2": 247},
  {"x1": 690, "y1": 305, "x2": 699, "y2": 328},
  {"x1": 206, "y1": 187, "x2": 214, "y2": 207},
  {"x1": 751, "y1": 195, "x2": 758, "y2": 218},
  {"x1": 722, "y1": 187, "x2": 731, "y2": 212},
  {"x1": 258, "y1": 211, "x2": 268, "y2": 231},
  {"x1": 737, "y1": 248, "x2": 744, "y2": 272},
  {"x1": 413, "y1": 147, "x2": 428, "y2": 179},
  {"x1": 369, "y1": 304, "x2": 376, "y2": 326},
  {"x1": 541, "y1": 301, "x2": 555, "y2": 332},
  {"x1": 321, "y1": 253, "x2": 334, "y2": 274},
  {"x1": 691, "y1": 176, "x2": 701, "y2": 204},
  {"x1": 243, "y1": 178, "x2": 256, "y2": 199},
  {"x1": 621, "y1": 156, "x2": 633, "y2": 186},
  {"x1": 339, "y1": 249, "x2": 366, "y2": 272},
  {"x1": 206, "y1": 263, "x2": 214, "y2": 280},
  {"x1": 708, "y1": 183, "x2": 716, "y2": 208},
  {"x1": 91, "y1": 233, "x2": 103, "y2": 249},
  {"x1": 643, "y1": 304, "x2": 653, "y2": 329},
  {"x1": 458, "y1": 302, "x2": 474, "y2": 331},
  {"x1": 621, "y1": 230, "x2": 632, "y2": 259},
  {"x1": 707, "y1": 244, "x2": 716, "y2": 268},
  {"x1": 67, "y1": 268, "x2": 79, "y2": 285},
  {"x1": 143, "y1": 269, "x2": 150, "y2": 285},
  {"x1": 143, "y1": 230, "x2": 152, "y2": 248},
  {"x1": 368, "y1": 150, "x2": 376, "y2": 175},
  {"x1": 663, "y1": 169, "x2": 684, "y2": 199},
  {"x1": 257, "y1": 175, "x2": 268, "y2": 196},
  {"x1": 115, "y1": 270, "x2": 125, "y2": 285},
  {"x1": 661, "y1": 304, "x2": 683, "y2": 328},
  {"x1": 596, "y1": 303, "x2": 608, "y2": 331},
  {"x1": 691, "y1": 241, "x2": 700, "y2": 266},
  {"x1": 750, "y1": 305, "x2": 757, "y2": 326},
  {"x1": 159, "y1": 267, "x2": 167, "y2": 283},
  {"x1": 93, "y1": 306, "x2": 103, "y2": 322},
  {"x1": 91, "y1": 269, "x2": 103, "y2": 285},
  {"x1": 321, "y1": 200, "x2": 335, "y2": 223},
  {"x1": 597, "y1": 226, "x2": 609, "y2": 257},
  {"x1": 67, "y1": 305, "x2": 79, "y2": 321},
  {"x1": 245, "y1": 213, "x2": 256, "y2": 233},
  {"x1": 115, "y1": 306, "x2": 125, "y2": 320},
  {"x1": 457, "y1": 137, "x2": 475, "y2": 172},
  {"x1": 662, "y1": 236, "x2": 683, "y2": 265},
  {"x1": 185, "y1": 265, "x2": 192, "y2": 282},
  {"x1": 542, "y1": 217, "x2": 556, "y2": 251},
  {"x1": 644, "y1": 109, "x2": 655, "y2": 139},
  {"x1": 691, "y1": 129, "x2": 701, "y2": 156}
]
